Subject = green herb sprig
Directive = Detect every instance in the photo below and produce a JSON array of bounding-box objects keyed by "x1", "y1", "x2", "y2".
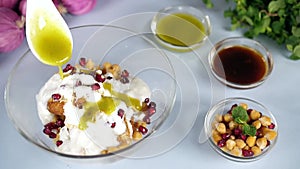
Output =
[
  {"x1": 232, "y1": 106, "x2": 257, "y2": 136},
  {"x1": 203, "y1": 0, "x2": 300, "y2": 60}
]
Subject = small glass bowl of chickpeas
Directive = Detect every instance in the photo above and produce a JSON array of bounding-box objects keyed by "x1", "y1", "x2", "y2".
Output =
[{"x1": 204, "y1": 97, "x2": 278, "y2": 162}]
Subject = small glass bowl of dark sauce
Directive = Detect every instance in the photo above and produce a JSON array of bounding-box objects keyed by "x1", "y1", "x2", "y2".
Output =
[{"x1": 209, "y1": 37, "x2": 273, "y2": 89}]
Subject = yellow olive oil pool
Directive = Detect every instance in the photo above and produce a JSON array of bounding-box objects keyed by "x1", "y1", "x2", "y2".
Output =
[{"x1": 156, "y1": 13, "x2": 206, "y2": 47}]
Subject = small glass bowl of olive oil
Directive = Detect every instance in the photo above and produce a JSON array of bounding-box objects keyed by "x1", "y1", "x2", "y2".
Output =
[{"x1": 151, "y1": 5, "x2": 211, "y2": 52}]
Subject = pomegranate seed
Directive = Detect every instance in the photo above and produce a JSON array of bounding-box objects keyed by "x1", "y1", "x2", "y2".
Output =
[
  {"x1": 49, "y1": 132, "x2": 57, "y2": 139},
  {"x1": 56, "y1": 119, "x2": 65, "y2": 128},
  {"x1": 266, "y1": 140, "x2": 270, "y2": 147},
  {"x1": 256, "y1": 129, "x2": 263, "y2": 138},
  {"x1": 242, "y1": 149, "x2": 254, "y2": 157},
  {"x1": 56, "y1": 140, "x2": 63, "y2": 147},
  {"x1": 79, "y1": 58, "x2": 87, "y2": 66},
  {"x1": 233, "y1": 128, "x2": 242, "y2": 136},
  {"x1": 120, "y1": 77, "x2": 129, "y2": 84},
  {"x1": 143, "y1": 116, "x2": 151, "y2": 124},
  {"x1": 217, "y1": 139, "x2": 226, "y2": 147},
  {"x1": 63, "y1": 64, "x2": 74, "y2": 72},
  {"x1": 147, "y1": 107, "x2": 156, "y2": 116},
  {"x1": 221, "y1": 133, "x2": 231, "y2": 140},
  {"x1": 51, "y1": 93, "x2": 61, "y2": 101},
  {"x1": 121, "y1": 70, "x2": 129, "y2": 78},
  {"x1": 43, "y1": 128, "x2": 52, "y2": 135},
  {"x1": 44, "y1": 122, "x2": 57, "y2": 130},
  {"x1": 95, "y1": 74, "x2": 106, "y2": 83},
  {"x1": 247, "y1": 109, "x2": 253, "y2": 114},
  {"x1": 268, "y1": 123, "x2": 275, "y2": 129},
  {"x1": 149, "y1": 102, "x2": 156, "y2": 108},
  {"x1": 144, "y1": 98, "x2": 150, "y2": 103},
  {"x1": 117, "y1": 109, "x2": 124, "y2": 118},
  {"x1": 138, "y1": 126, "x2": 148, "y2": 135},
  {"x1": 239, "y1": 134, "x2": 247, "y2": 141},
  {"x1": 91, "y1": 83, "x2": 100, "y2": 90},
  {"x1": 111, "y1": 122, "x2": 116, "y2": 128}
]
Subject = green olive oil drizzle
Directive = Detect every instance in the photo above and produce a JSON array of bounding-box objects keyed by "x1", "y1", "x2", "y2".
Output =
[{"x1": 78, "y1": 82, "x2": 142, "y2": 130}]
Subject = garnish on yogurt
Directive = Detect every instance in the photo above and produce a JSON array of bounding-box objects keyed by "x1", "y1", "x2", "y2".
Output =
[{"x1": 232, "y1": 106, "x2": 257, "y2": 136}]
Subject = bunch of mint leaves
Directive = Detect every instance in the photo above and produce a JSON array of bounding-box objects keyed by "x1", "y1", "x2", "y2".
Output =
[
  {"x1": 232, "y1": 106, "x2": 257, "y2": 136},
  {"x1": 203, "y1": 0, "x2": 300, "y2": 60}
]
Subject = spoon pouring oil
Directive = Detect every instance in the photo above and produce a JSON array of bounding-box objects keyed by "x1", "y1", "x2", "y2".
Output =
[{"x1": 26, "y1": 0, "x2": 73, "y2": 79}]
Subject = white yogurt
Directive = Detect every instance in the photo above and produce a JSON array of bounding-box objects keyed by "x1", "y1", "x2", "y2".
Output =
[{"x1": 36, "y1": 70, "x2": 151, "y2": 155}]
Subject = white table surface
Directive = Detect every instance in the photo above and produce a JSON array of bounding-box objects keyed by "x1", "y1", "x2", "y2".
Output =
[{"x1": 1, "y1": 0, "x2": 299, "y2": 168}]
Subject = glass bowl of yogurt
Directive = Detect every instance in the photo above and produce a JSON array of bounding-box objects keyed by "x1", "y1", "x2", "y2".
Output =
[{"x1": 5, "y1": 25, "x2": 176, "y2": 162}]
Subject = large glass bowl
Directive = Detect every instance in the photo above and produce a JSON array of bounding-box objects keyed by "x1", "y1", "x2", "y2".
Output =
[{"x1": 5, "y1": 25, "x2": 176, "y2": 162}]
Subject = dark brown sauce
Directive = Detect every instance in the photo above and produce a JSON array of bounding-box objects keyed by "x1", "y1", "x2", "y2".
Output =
[{"x1": 213, "y1": 46, "x2": 267, "y2": 86}]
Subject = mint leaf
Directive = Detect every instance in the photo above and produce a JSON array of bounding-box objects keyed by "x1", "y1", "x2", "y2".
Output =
[
  {"x1": 232, "y1": 106, "x2": 256, "y2": 136},
  {"x1": 268, "y1": 0, "x2": 286, "y2": 13},
  {"x1": 243, "y1": 124, "x2": 257, "y2": 136},
  {"x1": 232, "y1": 106, "x2": 248, "y2": 123}
]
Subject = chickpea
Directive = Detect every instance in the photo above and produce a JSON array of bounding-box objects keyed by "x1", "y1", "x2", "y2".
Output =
[
  {"x1": 246, "y1": 136, "x2": 257, "y2": 147},
  {"x1": 214, "y1": 114, "x2": 223, "y2": 122},
  {"x1": 223, "y1": 113, "x2": 233, "y2": 123},
  {"x1": 251, "y1": 146, "x2": 262, "y2": 156},
  {"x1": 216, "y1": 123, "x2": 226, "y2": 134},
  {"x1": 259, "y1": 116, "x2": 272, "y2": 126},
  {"x1": 250, "y1": 110, "x2": 261, "y2": 121},
  {"x1": 239, "y1": 103, "x2": 248, "y2": 110},
  {"x1": 256, "y1": 137, "x2": 268, "y2": 149},
  {"x1": 226, "y1": 139, "x2": 236, "y2": 150},
  {"x1": 228, "y1": 120, "x2": 238, "y2": 130},
  {"x1": 230, "y1": 146, "x2": 242, "y2": 157},
  {"x1": 265, "y1": 130, "x2": 277, "y2": 141},
  {"x1": 235, "y1": 139, "x2": 246, "y2": 149},
  {"x1": 212, "y1": 131, "x2": 222, "y2": 143},
  {"x1": 252, "y1": 120, "x2": 262, "y2": 129}
]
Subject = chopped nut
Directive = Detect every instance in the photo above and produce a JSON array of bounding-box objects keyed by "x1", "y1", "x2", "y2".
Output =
[
  {"x1": 216, "y1": 123, "x2": 226, "y2": 134},
  {"x1": 47, "y1": 99, "x2": 65, "y2": 116},
  {"x1": 85, "y1": 59, "x2": 95, "y2": 70},
  {"x1": 132, "y1": 131, "x2": 143, "y2": 141},
  {"x1": 246, "y1": 136, "x2": 257, "y2": 147},
  {"x1": 75, "y1": 97, "x2": 86, "y2": 108}
]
